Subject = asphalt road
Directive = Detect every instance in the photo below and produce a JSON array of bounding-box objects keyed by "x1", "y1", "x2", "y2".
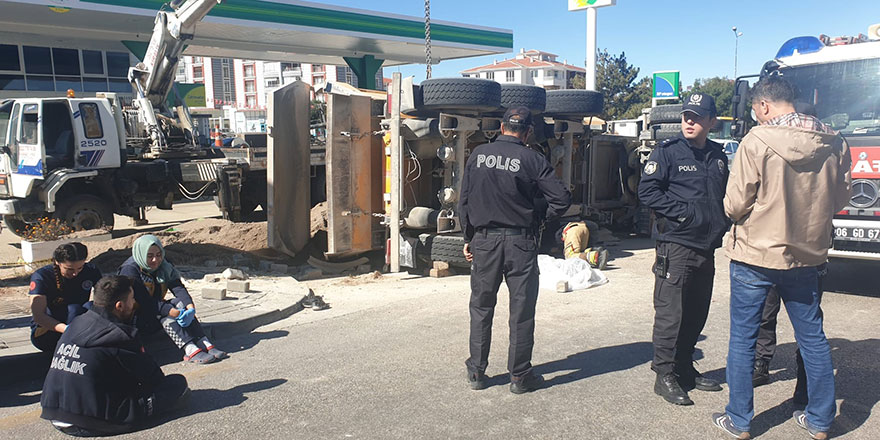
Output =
[{"x1": 1, "y1": 234, "x2": 877, "y2": 439}]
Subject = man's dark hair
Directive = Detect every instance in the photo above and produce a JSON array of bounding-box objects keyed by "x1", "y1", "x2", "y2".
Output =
[
  {"x1": 53, "y1": 242, "x2": 88, "y2": 263},
  {"x1": 502, "y1": 120, "x2": 531, "y2": 136},
  {"x1": 750, "y1": 76, "x2": 797, "y2": 106},
  {"x1": 93, "y1": 275, "x2": 133, "y2": 308}
]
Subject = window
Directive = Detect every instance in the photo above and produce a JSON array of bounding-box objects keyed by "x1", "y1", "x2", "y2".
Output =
[
  {"x1": 266, "y1": 78, "x2": 279, "y2": 88},
  {"x1": 21, "y1": 105, "x2": 39, "y2": 145},
  {"x1": 506, "y1": 71, "x2": 515, "y2": 82},
  {"x1": 245, "y1": 80, "x2": 256, "y2": 93},
  {"x1": 81, "y1": 50, "x2": 104, "y2": 75},
  {"x1": 192, "y1": 56, "x2": 203, "y2": 63},
  {"x1": 244, "y1": 64, "x2": 255, "y2": 77},
  {"x1": 0, "y1": 74, "x2": 25, "y2": 91},
  {"x1": 486, "y1": 71, "x2": 494, "y2": 80},
  {"x1": 0, "y1": 101, "x2": 11, "y2": 146},
  {"x1": 83, "y1": 77, "x2": 108, "y2": 92},
  {"x1": 531, "y1": 70, "x2": 538, "y2": 78},
  {"x1": 55, "y1": 76, "x2": 82, "y2": 92},
  {"x1": 0, "y1": 45, "x2": 21, "y2": 71},
  {"x1": 78, "y1": 103, "x2": 103, "y2": 138},
  {"x1": 105, "y1": 52, "x2": 130, "y2": 77},
  {"x1": 108, "y1": 78, "x2": 130, "y2": 92},
  {"x1": 193, "y1": 65, "x2": 204, "y2": 80},
  {"x1": 23, "y1": 46, "x2": 52, "y2": 74},
  {"x1": 26, "y1": 75, "x2": 54, "y2": 91},
  {"x1": 52, "y1": 48, "x2": 80, "y2": 75},
  {"x1": 245, "y1": 95, "x2": 256, "y2": 108}
]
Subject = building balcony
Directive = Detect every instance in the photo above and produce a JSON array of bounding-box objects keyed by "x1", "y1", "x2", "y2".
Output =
[{"x1": 281, "y1": 68, "x2": 302, "y2": 79}]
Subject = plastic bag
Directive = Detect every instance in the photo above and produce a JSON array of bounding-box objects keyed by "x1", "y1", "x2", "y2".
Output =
[{"x1": 537, "y1": 255, "x2": 608, "y2": 292}]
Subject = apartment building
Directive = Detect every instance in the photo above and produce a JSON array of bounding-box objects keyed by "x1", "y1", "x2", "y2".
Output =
[{"x1": 460, "y1": 49, "x2": 585, "y2": 90}]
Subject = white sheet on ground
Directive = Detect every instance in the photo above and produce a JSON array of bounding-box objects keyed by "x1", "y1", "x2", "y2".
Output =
[{"x1": 537, "y1": 255, "x2": 608, "y2": 291}]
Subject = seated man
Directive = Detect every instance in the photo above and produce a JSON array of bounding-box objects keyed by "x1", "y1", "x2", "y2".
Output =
[
  {"x1": 29, "y1": 243, "x2": 102, "y2": 352},
  {"x1": 561, "y1": 221, "x2": 609, "y2": 270},
  {"x1": 40, "y1": 275, "x2": 190, "y2": 437}
]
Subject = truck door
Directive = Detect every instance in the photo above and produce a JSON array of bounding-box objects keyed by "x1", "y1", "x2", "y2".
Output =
[
  {"x1": 325, "y1": 93, "x2": 383, "y2": 257},
  {"x1": 69, "y1": 100, "x2": 121, "y2": 169},
  {"x1": 16, "y1": 103, "x2": 43, "y2": 176}
]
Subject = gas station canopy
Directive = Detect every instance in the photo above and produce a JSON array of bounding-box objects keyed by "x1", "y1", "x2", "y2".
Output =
[{"x1": 0, "y1": 0, "x2": 513, "y2": 66}]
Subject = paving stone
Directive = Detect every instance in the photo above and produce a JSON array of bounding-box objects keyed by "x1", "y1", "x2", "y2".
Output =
[
  {"x1": 270, "y1": 263, "x2": 289, "y2": 273},
  {"x1": 429, "y1": 268, "x2": 455, "y2": 278},
  {"x1": 227, "y1": 280, "x2": 250, "y2": 292},
  {"x1": 202, "y1": 287, "x2": 227, "y2": 300}
]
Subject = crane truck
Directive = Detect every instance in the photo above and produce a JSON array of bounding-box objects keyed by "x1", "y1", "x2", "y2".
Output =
[
  {"x1": 732, "y1": 23, "x2": 880, "y2": 261},
  {"x1": 0, "y1": 0, "x2": 267, "y2": 236}
]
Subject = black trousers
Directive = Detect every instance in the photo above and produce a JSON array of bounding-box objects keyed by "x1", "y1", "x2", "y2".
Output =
[
  {"x1": 52, "y1": 374, "x2": 189, "y2": 437},
  {"x1": 651, "y1": 241, "x2": 715, "y2": 375},
  {"x1": 466, "y1": 229, "x2": 539, "y2": 378}
]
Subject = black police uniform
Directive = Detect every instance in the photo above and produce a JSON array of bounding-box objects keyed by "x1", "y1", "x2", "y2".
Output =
[
  {"x1": 638, "y1": 132, "x2": 729, "y2": 379},
  {"x1": 459, "y1": 133, "x2": 570, "y2": 380}
]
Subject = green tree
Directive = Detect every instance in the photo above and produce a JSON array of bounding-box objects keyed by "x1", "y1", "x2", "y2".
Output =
[
  {"x1": 569, "y1": 73, "x2": 585, "y2": 90},
  {"x1": 689, "y1": 77, "x2": 734, "y2": 117},
  {"x1": 595, "y1": 49, "x2": 652, "y2": 120}
]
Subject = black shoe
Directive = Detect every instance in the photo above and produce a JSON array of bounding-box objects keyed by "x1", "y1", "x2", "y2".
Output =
[
  {"x1": 712, "y1": 412, "x2": 751, "y2": 439},
  {"x1": 311, "y1": 296, "x2": 330, "y2": 311},
  {"x1": 677, "y1": 364, "x2": 722, "y2": 392},
  {"x1": 510, "y1": 372, "x2": 544, "y2": 394},
  {"x1": 753, "y1": 358, "x2": 770, "y2": 387},
  {"x1": 655, "y1": 372, "x2": 693, "y2": 405},
  {"x1": 302, "y1": 291, "x2": 317, "y2": 308},
  {"x1": 467, "y1": 371, "x2": 488, "y2": 390}
]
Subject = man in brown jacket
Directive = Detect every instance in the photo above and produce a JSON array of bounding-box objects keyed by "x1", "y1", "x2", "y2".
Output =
[{"x1": 712, "y1": 76, "x2": 851, "y2": 440}]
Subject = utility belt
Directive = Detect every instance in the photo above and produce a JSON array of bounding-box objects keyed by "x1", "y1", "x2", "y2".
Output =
[{"x1": 477, "y1": 227, "x2": 534, "y2": 237}]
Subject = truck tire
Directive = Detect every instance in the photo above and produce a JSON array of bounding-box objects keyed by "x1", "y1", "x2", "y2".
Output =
[
  {"x1": 419, "y1": 78, "x2": 501, "y2": 113},
  {"x1": 3, "y1": 216, "x2": 29, "y2": 237},
  {"x1": 651, "y1": 123, "x2": 681, "y2": 141},
  {"x1": 544, "y1": 89, "x2": 603, "y2": 118},
  {"x1": 421, "y1": 234, "x2": 470, "y2": 268},
  {"x1": 649, "y1": 104, "x2": 682, "y2": 124},
  {"x1": 500, "y1": 84, "x2": 546, "y2": 113},
  {"x1": 54, "y1": 195, "x2": 115, "y2": 231}
]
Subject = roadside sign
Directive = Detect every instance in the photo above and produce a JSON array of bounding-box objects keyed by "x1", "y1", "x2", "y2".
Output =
[
  {"x1": 568, "y1": 0, "x2": 616, "y2": 11},
  {"x1": 652, "y1": 71, "x2": 680, "y2": 99}
]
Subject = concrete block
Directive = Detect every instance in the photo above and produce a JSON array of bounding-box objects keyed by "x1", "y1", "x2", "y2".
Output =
[
  {"x1": 298, "y1": 267, "x2": 323, "y2": 280},
  {"x1": 432, "y1": 261, "x2": 451, "y2": 271},
  {"x1": 203, "y1": 274, "x2": 220, "y2": 283},
  {"x1": 429, "y1": 268, "x2": 455, "y2": 278},
  {"x1": 356, "y1": 264, "x2": 371, "y2": 274},
  {"x1": 556, "y1": 281, "x2": 570, "y2": 293},
  {"x1": 259, "y1": 260, "x2": 272, "y2": 271},
  {"x1": 270, "y1": 263, "x2": 289, "y2": 273},
  {"x1": 222, "y1": 268, "x2": 248, "y2": 280},
  {"x1": 226, "y1": 280, "x2": 250, "y2": 292},
  {"x1": 202, "y1": 287, "x2": 227, "y2": 300}
]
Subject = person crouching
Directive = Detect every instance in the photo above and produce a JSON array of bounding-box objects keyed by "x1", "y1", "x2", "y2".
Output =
[{"x1": 40, "y1": 275, "x2": 190, "y2": 436}]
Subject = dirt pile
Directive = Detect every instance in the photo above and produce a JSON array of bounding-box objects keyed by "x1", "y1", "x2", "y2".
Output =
[
  {"x1": 311, "y1": 202, "x2": 328, "y2": 237},
  {"x1": 87, "y1": 219, "x2": 274, "y2": 272}
]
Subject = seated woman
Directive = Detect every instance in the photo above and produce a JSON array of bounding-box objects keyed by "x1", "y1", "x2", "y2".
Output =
[
  {"x1": 29, "y1": 242, "x2": 102, "y2": 352},
  {"x1": 118, "y1": 234, "x2": 227, "y2": 364}
]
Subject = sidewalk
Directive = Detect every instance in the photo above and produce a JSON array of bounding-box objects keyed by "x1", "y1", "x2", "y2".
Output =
[{"x1": 0, "y1": 269, "x2": 309, "y2": 358}]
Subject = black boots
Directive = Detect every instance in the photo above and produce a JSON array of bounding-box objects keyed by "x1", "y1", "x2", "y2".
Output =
[
  {"x1": 510, "y1": 372, "x2": 545, "y2": 394},
  {"x1": 752, "y1": 358, "x2": 770, "y2": 387},
  {"x1": 677, "y1": 364, "x2": 723, "y2": 392},
  {"x1": 655, "y1": 372, "x2": 694, "y2": 406}
]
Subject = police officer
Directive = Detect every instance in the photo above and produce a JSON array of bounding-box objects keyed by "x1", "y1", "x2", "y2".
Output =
[
  {"x1": 638, "y1": 93, "x2": 729, "y2": 405},
  {"x1": 459, "y1": 106, "x2": 571, "y2": 394}
]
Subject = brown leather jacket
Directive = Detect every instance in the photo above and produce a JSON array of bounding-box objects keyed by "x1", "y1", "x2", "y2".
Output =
[{"x1": 724, "y1": 125, "x2": 851, "y2": 269}]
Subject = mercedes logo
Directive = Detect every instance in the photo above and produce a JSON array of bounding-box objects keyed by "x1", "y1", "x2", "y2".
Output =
[{"x1": 850, "y1": 179, "x2": 879, "y2": 209}]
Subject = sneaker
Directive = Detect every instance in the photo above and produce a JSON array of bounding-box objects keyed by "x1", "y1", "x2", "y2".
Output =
[
  {"x1": 753, "y1": 358, "x2": 770, "y2": 387},
  {"x1": 712, "y1": 412, "x2": 751, "y2": 439},
  {"x1": 655, "y1": 372, "x2": 693, "y2": 405},
  {"x1": 509, "y1": 372, "x2": 544, "y2": 394},
  {"x1": 793, "y1": 410, "x2": 828, "y2": 440},
  {"x1": 311, "y1": 296, "x2": 330, "y2": 311},
  {"x1": 467, "y1": 371, "x2": 488, "y2": 390}
]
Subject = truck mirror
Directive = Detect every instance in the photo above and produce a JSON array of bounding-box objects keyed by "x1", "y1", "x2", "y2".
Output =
[{"x1": 732, "y1": 79, "x2": 750, "y2": 121}]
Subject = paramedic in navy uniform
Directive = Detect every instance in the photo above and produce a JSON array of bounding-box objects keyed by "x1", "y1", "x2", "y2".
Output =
[
  {"x1": 638, "y1": 93, "x2": 729, "y2": 406},
  {"x1": 458, "y1": 105, "x2": 571, "y2": 394}
]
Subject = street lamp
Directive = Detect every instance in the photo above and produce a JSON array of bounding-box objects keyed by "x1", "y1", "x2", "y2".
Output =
[{"x1": 732, "y1": 26, "x2": 743, "y2": 79}]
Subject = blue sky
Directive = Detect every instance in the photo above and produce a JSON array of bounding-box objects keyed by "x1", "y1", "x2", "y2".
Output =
[{"x1": 315, "y1": 0, "x2": 879, "y2": 86}]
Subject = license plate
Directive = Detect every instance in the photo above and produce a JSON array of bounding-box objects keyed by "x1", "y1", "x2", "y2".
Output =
[{"x1": 834, "y1": 226, "x2": 880, "y2": 242}]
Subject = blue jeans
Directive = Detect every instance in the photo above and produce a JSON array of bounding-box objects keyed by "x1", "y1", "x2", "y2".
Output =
[{"x1": 725, "y1": 261, "x2": 835, "y2": 432}]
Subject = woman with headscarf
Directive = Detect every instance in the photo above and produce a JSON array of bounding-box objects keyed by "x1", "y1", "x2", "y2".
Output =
[
  {"x1": 119, "y1": 234, "x2": 227, "y2": 364},
  {"x1": 29, "y1": 242, "x2": 102, "y2": 352}
]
